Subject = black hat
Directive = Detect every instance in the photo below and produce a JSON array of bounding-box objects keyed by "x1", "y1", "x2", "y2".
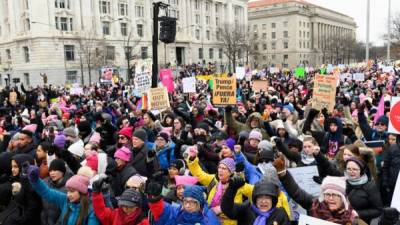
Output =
[
  {"x1": 78, "y1": 121, "x2": 91, "y2": 135},
  {"x1": 133, "y1": 129, "x2": 148, "y2": 142},
  {"x1": 157, "y1": 132, "x2": 169, "y2": 142},
  {"x1": 196, "y1": 122, "x2": 209, "y2": 133},
  {"x1": 49, "y1": 159, "x2": 67, "y2": 174},
  {"x1": 252, "y1": 179, "x2": 278, "y2": 207},
  {"x1": 345, "y1": 157, "x2": 366, "y2": 175},
  {"x1": 257, "y1": 150, "x2": 274, "y2": 163},
  {"x1": 117, "y1": 189, "x2": 142, "y2": 207}
]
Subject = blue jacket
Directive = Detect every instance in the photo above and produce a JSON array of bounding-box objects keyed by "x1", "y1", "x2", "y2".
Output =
[
  {"x1": 31, "y1": 179, "x2": 99, "y2": 225},
  {"x1": 235, "y1": 152, "x2": 262, "y2": 185},
  {"x1": 150, "y1": 141, "x2": 176, "y2": 170}
]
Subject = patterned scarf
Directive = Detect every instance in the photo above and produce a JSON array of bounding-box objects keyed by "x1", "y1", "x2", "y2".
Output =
[{"x1": 309, "y1": 200, "x2": 353, "y2": 225}]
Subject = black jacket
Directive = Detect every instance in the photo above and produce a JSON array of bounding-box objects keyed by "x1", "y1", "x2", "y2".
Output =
[
  {"x1": 382, "y1": 144, "x2": 400, "y2": 189},
  {"x1": 111, "y1": 164, "x2": 137, "y2": 197},
  {"x1": 346, "y1": 180, "x2": 383, "y2": 224},
  {"x1": 129, "y1": 144, "x2": 158, "y2": 177}
]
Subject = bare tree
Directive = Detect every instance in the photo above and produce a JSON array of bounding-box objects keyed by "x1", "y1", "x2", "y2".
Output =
[
  {"x1": 218, "y1": 23, "x2": 246, "y2": 73},
  {"x1": 78, "y1": 30, "x2": 105, "y2": 84},
  {"x1": 123, "y1": 31, "x2": 142, "y2": 83},
  {"x1": 391, "y1": 12, "x2": 400, "y2": 59},
  {"x1": 241, "y1": 31, "x2": 266, "y2": 68}
]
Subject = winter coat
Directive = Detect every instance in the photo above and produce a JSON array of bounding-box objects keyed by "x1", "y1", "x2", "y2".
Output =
[
  {"x1": 111, "y1": 164, "x2": 137, "y2": 197},
  {"x1": 92, "y1": 192, "x2": 149, "y2": 225},
  {"x1": 129, "y1": 144, "x2": 158, "y2": 178},
  {"x1": 148, "y1": 199, "x2": 220, "y2": 225},
  {"x1": 275, "y1": 138, "x2": 317, "y2": 167},
  {"x1": 187, "y1": 157, "x2": 253, "y2": 225},
  {"x1": 41, "y1": 171, "x2": 72, "y2": 225},
  {"x1": 151, "y1": 141, "x2": 176, "y2": 170},
  {"x1": 225, "y1": 111, "x2": 270, "y2": 140},
  {"x1": 358, "y1": 112, "x2": 387, "y2": 142},
  {"x1": 30, "y1": 179, "x2": 99, "y2": 225},
  {"x1": 220, "y1": 180, "x2": 290, "y2": 225},
  {"x1": 382, "y1": 144, "x2": 400, "y2": 189},
  {"x1": 15, "y1": 142, "x2": 37, "y2": 158},
  {"x1": 346, "y1": 180, "x2": 383, "y2": 224}
]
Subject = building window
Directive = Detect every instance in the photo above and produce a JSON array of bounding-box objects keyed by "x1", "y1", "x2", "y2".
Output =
[
  {"x1": 206, "y1": 16, "x2": 210, "y2": 25},
  {"x1": 272, "y1": 54, "x2": 276, "y2": 60},
  {"x1": 303, "y1": 31, "x2": 305, "y2": 37},
  {"x1": 283, "y1": 31, "x2": 288, "y2": 38},
  {"x1": 218, "y1": 48, "x2": 223, "y2": 59},
  {"x1": 102, "y1": 21, "x2": 110, "y2": 35},
  {"x1": 271, "y1": 32, "x2": 276, "y2": 39},
  {"x1": 195, "y1": 29, "x2": 200, "y2": 40},
  {"x1": 307, "y1": 32, "x2": 309, "y2": 38},
  {"x1": 254, "y1": 33, "x2": 258, "y2": 39},
  {"x1": 299, "y1": 21, "x2": 301, "y2": 27},
  {"x1": 209, "y1": 48, "x2": 213, "y2": 59},
  {"x1": 253, "y1": 24, "x2": 257, "y2": 31},
  {"x1": 141, "y1": 47, "x2": 148, "y2": 59},
  {"x1": 137, "y1": 24, "x2": 143, "y2": 37},
  {"x1": 120, "y1": 22, "x2": 127, "y2": 36},
  {"x1": 234, "y1": 7, "x2": 240, "y2": 16},
  {"x1": 0, "y1": 25, "x2": 2, "y2": 36},
  {"x1": 69, "y1": 18, "x2": 73, "y2": 31},
  {"x1": 307, "y1": 22, "x2": 310, "y2": 28},
  {"x1": 284, "y1": 21, "x2": 288, "y2": 27},
  {"x1": 55, "y1": 17, "x2": 59, "y2": 29},
  {"x1": 299, "y1": 41, "x2": 302, "y2": 48},
  {"x1": 60, "y1": 17, "x2": 68, "y2": 31},
  {"x1": 262, "y1": 24, "x2": 266, "y2": 29},
  {"x1": 271, "y1": 42, "x2": 276, "y2": 50},
  {"x1": 216, "y1": 30, "x2": 220, "y2": 40},
  {"x1": 24, "y1": 0, "x2": 29, "y2": 9},
  {"x1": 205, "y1": 1, "x2": 210, "y2": 11},
  {"x1": 216, "y1": 17, "x2": 220, "y2": 26},
  {"x1": 194, "y1": 0, "x2": 199, "y2": 10},
  {"x1": 64, "y1": 45, "x2": 75, "y2": 61},
  {"x1": 199, "y1": 48, "x2": 203, "y2": 59},
  {"x1": 299, "y1": 31, "x2": 301, "y2": 37},
  {"x1": 271, "y1": 23, "x2": 276, "y2": 28},
  {"x1": 66, "y1": 71, "x2": 77, "y2": 83},
  {"x1": 262, "y1": 33, "x2": 266, "y2": 39},
  {"x1": 263, "y1": 44, "x2": 267, "y2": 50},
  {"x1": 215, "y1": 4, "x2": 220, "y2": 13},
  {"x1": 25, "y1": 18, "x2": 30, "y2": 31},
  {"x1": 263, "y1": 55, "x2": 267, "y2": 60},
  {"x1": 99, "y1": 1, "x2": 111, "y2": 14},
  {"x1": 6, "y1": 49, "x2": 11, "y2": 60},
  {"x1": 106, "y1": 46, "x2": 115, "y2": 60},
  {"x1": 135, "y1": 5, "x2": 144, "y2": 17},
  {"x1": 195, "y1": 14, "x2": 200, "y2": 24},
  {"x1": 206, "y1": 30, "x2": 210, "y2": 40},
  {"x1": 23, "y1": 47, "x2": 30, "y2": 63},
  {"x1": 23, "y1": 73, "x2": 30, "y2": 85},
  {"x1": 254, "y1": 44, "x2": 258, "y2": 51},
  {"x1": 303, "y1": 22, "x2": 306, "y2": 27},
  {"x1": 55, "y1": 0, "x2": 70, "y2": 9},
  {"x1": 284, "y1": 41, "x2": 288, "y2": 49},
  {"x1": 119, "y1": 3, "x2": 128, "y2": 16},
  {"x1": 307, "y1": 41, "x2": 310, "y2": 48}
]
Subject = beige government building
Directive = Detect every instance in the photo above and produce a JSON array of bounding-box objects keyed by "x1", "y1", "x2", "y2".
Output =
[{"x1": 248, "y1": 0, "x2": 357, "y2": 69}]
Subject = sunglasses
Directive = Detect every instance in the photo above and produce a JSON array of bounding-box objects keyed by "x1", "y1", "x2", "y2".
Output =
[{"x1": 376, "y1": 123, "x2": 386, "y2": 126}]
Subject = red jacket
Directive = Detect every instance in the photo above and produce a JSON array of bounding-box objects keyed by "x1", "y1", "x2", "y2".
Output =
[{"x1": 92, "y1": 192, "x2": 149, "y2": 225}]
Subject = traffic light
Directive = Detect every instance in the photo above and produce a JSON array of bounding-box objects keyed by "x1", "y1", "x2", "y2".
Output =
[{"x1": 159, "y1": 16, "x2": 177, "y2": 44}]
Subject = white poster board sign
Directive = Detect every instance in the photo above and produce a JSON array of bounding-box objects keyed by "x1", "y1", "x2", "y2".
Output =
[
  {"x1": 269, "y1": 67, "x2": 279, "y2": 74},
  {"x1": 388, "y1": 97, "x2": 400, "y2": 135},
  {"x1": 134, "y1": 72, "x2": 151, "y2": 95},
  {"x1": 383, "y1": 66, "x2": 394, "y2": 73},
  {"x1": 340, "y1": 73, "x2": 352, "y2": 81},
  {"x1": 353, "y1": 73, "x2": 365, "y2": 82},
  {"x1": 288, "y1": 166, "x2": 321, "y2": 197},
  {"x1": 70, "y1": 83, "x2": 83, "y2": 95},
  {"x1": 182, "y1": 77, "x2": 196, "y2": 93},
  {"x1": 327, "y1": 64, "x2": 334, "y2": 74},
  {"x1": 235, "y1": 67, "x2": 245, "y2": 80},
  {"x1": 298, "y1": 214, "x2": 339, "y2": 225},
  {"x1": 391, "y1": 171, "x2": 400, "y2": 211}
]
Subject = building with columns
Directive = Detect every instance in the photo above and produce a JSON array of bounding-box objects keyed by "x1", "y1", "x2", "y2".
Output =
[
  {"x1": 248, "y1": 0, "x2": 357, "y2": 68},
  {"x1": 0, "y1": 0, "x2": 248, "y2": 86}
]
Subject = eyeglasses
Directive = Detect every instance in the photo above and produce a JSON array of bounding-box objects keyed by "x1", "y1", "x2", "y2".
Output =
[
  {"x1": 323, "y1": 193, "x2": 341, "y2": 199},
  {"x1": 346, "y1": 167, "x2": 360, "y2": 172},
  {"x1": 183, "y1": 199, "x2": 198, "y2": 206}
]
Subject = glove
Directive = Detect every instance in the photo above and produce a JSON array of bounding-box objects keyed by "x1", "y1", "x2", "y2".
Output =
[
  {"x1": 270, "y1": 136, "x2": 280, "y2": 147},
  {"x1": 235, "y1": 162, "x2": 245, "y2": 173},
  {"x1": 147, "y1": 150, "x2": 156, "y2": 160},
  {"x1": 273, "y1": 155, "x2": 286, "y2": 175},
  {"x1": 225, "y1": 105, "x2": 233, "y2": 113},
  {"x1": 308, "y1": 108, "x2": 320, "y2": 119},
  {"x1": 92, "y1": 176, "x2": 109, "y2": 193},
  {"x1": 145, "y1": 181, "x2": 163, "y2": 203},
  {"x1": 229, "y1": 176, "x2": 245, "y2": 190},
  {"x1": 27, "y1": 165, "x2": 39, "y2": 183},
  {"x1": 341, "y1": 96, "x2": 350, "y2": 106},
  {"x1": 312, "y1": 176, "x2": 322, "y2": 184},
  {"x1": 321, "y1": 108, "x2": 328, "y2": 117}
]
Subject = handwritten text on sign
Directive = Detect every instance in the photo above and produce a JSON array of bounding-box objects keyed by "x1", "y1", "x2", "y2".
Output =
[
  {"x1": 212, "y1": 77, "x2": 236, "y2": 105},
  {"x1": 148, "y1": 87, "x2": 170, "y2": 110},
  {"x1": 311, "y1": 74, "x2": 338, "y2": 112}
]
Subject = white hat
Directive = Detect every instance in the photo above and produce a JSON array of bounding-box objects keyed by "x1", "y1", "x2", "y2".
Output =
[{"x1": 68, "y1": 139, "x2": 84, "y2": 157}]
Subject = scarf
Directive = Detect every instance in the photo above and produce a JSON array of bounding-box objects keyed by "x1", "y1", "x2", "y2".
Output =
[
  {"x1": 210, "y1": 181, "x2": 224, "y2": 208},
  {"x1": 301, "y1": 151, "x2": 315, "y2": 165},
  {"x1": 251, "y1": 204, "x2": 276, "y2": 225},
  {"x1": 309, "y1": 200, "x2": 353, "y2": 225},
  {"x1": 345, "y1": 173, "x2": 368, "y2": 186},
  {"x1": 116, "y1": 207, "x2": 143, "y2": 225},
  {"x1": 176, "y1": 206, "x2": 204, "y2": 225}
]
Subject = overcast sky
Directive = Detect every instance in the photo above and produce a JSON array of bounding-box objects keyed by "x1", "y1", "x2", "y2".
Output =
[{"x1": 249, "y1": 0, "x2": 400, "y2": 46}]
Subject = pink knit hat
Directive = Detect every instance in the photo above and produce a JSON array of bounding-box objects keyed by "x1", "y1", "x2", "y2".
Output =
[
  {"x1": 89, "y1": 132, "x2": 101, "y2": 145},
  {"x1": 66, "y1": 175, "x2": 90, "y2": 194},
  {"x1": 175, "y1": 175, "x2": 199, "y2": 187},
  {"x1": 114, "y1": 146, "x2": 131, "y2": 162},
  {"x1": 319, "y1": 176, "x2": 349, "y2": 209},
  {"x1": 23, "y1": 124, "x2": 37, "y2": 133}
]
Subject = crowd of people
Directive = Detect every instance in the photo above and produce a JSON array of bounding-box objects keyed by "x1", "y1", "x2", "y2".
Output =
[{"x1": 0, "y1": 61, "x2": 400, "y2": 225}]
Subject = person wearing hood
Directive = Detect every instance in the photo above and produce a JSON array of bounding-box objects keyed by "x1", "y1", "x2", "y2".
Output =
[
  {"x1": 225, "y1": 105, "x2": 270, "y2": 141},
  {"x1": 344, "y1": 157, "x2": 382, "y2": 224},
  {"x1": 221, "y1": 177, "x2": 290, "y2": 225},
  {"x1": 381, "y1": 135, "x2": 400, "y2": 206},
  {"x1": 151, "y1": 132, "x2": 176, "y2": 171},
  {"x1": 14, "y1": 129, "x2": 37, "y2": 157},
  {"x1": 274, "y1": 135, "x2": 320, "y2": 167},
  {"x1": 146, "y1": 183, "x2": 220, "y2": 225},
  {"x1": 111, "y1": 146, "x2": 137, "y2": 197},
  {"x1": 92, "y1": 178, "x2": 149, "y2": 225},
  {"x1": 78, "y1": 121, "x2": 101, "y2": 146},
  {"x1": 0, "y1": 154, "x2": 42, "y2": 225},
  {"x1": 41, "y1": 158, "x2": 73, "y2": 225}
]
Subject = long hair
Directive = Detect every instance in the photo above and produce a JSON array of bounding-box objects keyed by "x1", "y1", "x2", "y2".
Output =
[{"x1": 63, "y1": 194, "x2": 89, "y2": 225}]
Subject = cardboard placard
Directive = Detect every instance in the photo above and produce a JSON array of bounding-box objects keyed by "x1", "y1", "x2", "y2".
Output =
[
  {"x1": 311, "y1": 74, "x2": 338, "y2": 112},
  {"x1": 148, "y1": 87, "x2": 170, "y2": 110},
  {"x1": 212, "y1": 77, "x2": 236, "y2": 105},
  {"x1": 298, "y1": 215, "x2": 339, "y2": 225},
  {"x1": 182, "y1": 77, "x2": 196, "y2": 93},
  {"x1": 340, "y1": 73, "x2": 352, "y2": 82},
  {"x1": 353, "y1": 73, "x2": 365, "y2": 82},
  {"x1": 134, "y1": 72, "x2": 151, "y2": 95},
  {"x1": 252, "y1": 80, "x2": 269, "y2": 93},
  {"x1": 388, "y1": 97, "x2": 400, "y2": 134},
  {"x1": 288, "y1": 166, "x2": 321, "y2": 197}
]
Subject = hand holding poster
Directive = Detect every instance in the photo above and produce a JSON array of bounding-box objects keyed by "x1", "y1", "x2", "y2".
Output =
[
  {"x1": 148, "y1": 87, "x2": 170, "y2": 110},
  {"x1": 252, "y1": 80, "x2": 269, "y2": 93},
  {"x1": 212, "y1": 77, "x2": 236, "y2": 105},
  {"x1": 388, "y1": 97, "x2": 400, "y2": 134},
  {"x1": 298, "y1": 215, "x2": 339, "y2": 225},
  {"x1": 287, "y1": 166, "x2": 321, "y2": 197},
  {"x1": 311, "y1": 74, "x2": 338, "y2": 112},
  {"x1": 182, "y1": 77, "x2": 196, "y2": 93}
]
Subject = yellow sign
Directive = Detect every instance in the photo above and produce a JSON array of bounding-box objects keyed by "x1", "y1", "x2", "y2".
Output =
[
  {"x1": 212, "y1": 77, "x2": 236, "y2": 105},
  {"x1": 148, "y1": 87, "x2": 170, "y2": 110},
  {"x1": 311, "y1": 74, "x2": 338, "y2": 112}
]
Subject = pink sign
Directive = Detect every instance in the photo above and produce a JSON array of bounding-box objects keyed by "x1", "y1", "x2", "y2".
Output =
[{"x1": 160, "y1": 69, "x2": 174, "y2": 93}]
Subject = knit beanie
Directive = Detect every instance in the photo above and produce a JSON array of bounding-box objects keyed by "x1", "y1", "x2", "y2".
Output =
[
  {"x1": 127, "y1": 174, "x2": 148, "y2": 187},
  {"x1": 249, "y1": 129, "x2": 262, "y2": 142},
  {"x1": 63, "y1": 127, "x2": 78, "y2": 138},
  {"x1": 196, "y1": 122, "x2": 209, "y2": 133},
  {"x1": 132, "y1": 129, "x2": 147, "y2": 142},
  {"x1": 53, "y1": 134, "x2": 66, "y2": 149},
  {"x1": 219, "y1": 158, "x2": 236, "y2": 174},
  {"x1": 89, "y1": 132, "x2": 101, "y2": 145},
  {"x1": 117, "y1": 189, "x2": 142, "y2": 207},
  {"x1": 258, "y1": 140, "x2": 273, "y2": 152},
  {"x1": 114, "y1": 146, "x2": 131, "y2": 162},
  {"x1": 66, "y1": 175, "x2": 90, "y2": 194},
  {"x1": 183, "y1": 185, "x2": 206, "y2": 208},
  {"x1": 175, "y1": 175, "x2": 199, "y2": 187},
  {"x1": 86, "y1": 153, "x2": 98, "y2": 172},
  {"x1": 77, "y1": 166, "x2": 94, "y2": 178},
  {"x1": 319, "y1": 176, "x2": 348, "y2": 210},
  {"x1": 257, "y1": 150, "x2": 274, "y2": 163},
  {"x1": 48, "y1": 159, "x2": 66, "y2": 174},
  {"x1": 119, "y1": 127, "x2": 133, "y2": 139},
  {"x1": 376, "y1": 115, "x2": 389, "y2": 126},
  {"x1": 157, "y1": 132, "x2": 170, "y2": 142},
  {"x1": 68, "y1": 140, "x2": 84, "y2": 157},
  {"x1": 224, "y1": 138, "x2": 236, "y2": 151},
  {"x1": 283, "y1": 104, "x2": 295, "y2": 113},
  {"x1": 345, "y1": 157, "x2": 366, "y2": 175}
]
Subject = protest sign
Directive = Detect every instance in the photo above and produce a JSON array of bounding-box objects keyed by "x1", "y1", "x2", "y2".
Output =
[
  {"x1": 182, "y1": 77, "x2": 196, "y2": 93},
  {"x1": 269, "y1": 67, "x2": 279, "y2": 74},
  {"x1": 101, "y1": 66, "x2": 113, "y2": 84},
  {"x1": 252, "y1": 80, "x2": 269, "y2": 93},
  {"x1": 388, "y1": 97, "x2": 400, "y2": 134},
  {"x1": 383, "y1": 66, "x2": 394, "y2": 73},
  {"x1": 295, "y1": 67, "x2": 305, "y2": 78},
  {"x1": 148, "y1": 87, "x2": 170, "y2": 110},
  {"x1": 70, "y1": 83, "x2": 83, "y2": 95},
  {"x1": 340, "y1": 73, "x2": 352, "y2": 82},
  {"x1": 160, "y1": 69, "x2": 174, "y2": 93},
  {"x1": 212, "y1": 77, "x2": 236, "y2": 105},
  {"x1": 298, "y1": 215, "x2": 339, "y2": 225},
  {"x1": 236, "y1": 67, "x2": 245, "y2": 80},
  {"x1": 327, "y1": 64, "x2": 333, "y2": 74},
  {"x1": 288, "y1": 166, "x2": 321, "y2": 197},
  {"x1": 134, "y1": 72, "x2": 151, "y2": 95},
  {"x1": 391, "y1": 171, "x2": 400, "y2": 211},
  {"x1": 311, "y1": 74, "x2": 338, "y2": 112},
  {"x1": 353, "y1": 73, "x2": 365, "y2": 82}
]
